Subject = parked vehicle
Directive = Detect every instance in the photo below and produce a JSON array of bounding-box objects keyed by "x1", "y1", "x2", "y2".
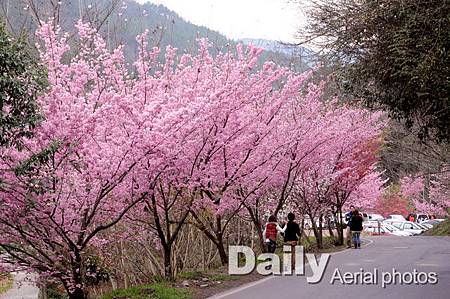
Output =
[
  {"x1": 367, "y1": 213, "x2": 384, "y2": 221},
  {"x1": 384, "y1": 220, "x2": 424, "y2": 235},
  {"x1": 386, "y1": 214, "x2": 407, "y2": 221},
  {"x1": 418, "y1": 223, "x2": 433, "y2": 229},
  {"x1": 415, "y1": 213, "x2": 430, "y2": 223},
  {"x1": 363, "y1": 220, "x2": 382, "y2": 227},
  {"x1": 422, "y1": 220, "x2": 441, "y2": 226},
  {"x1": 364, "y1": 220, "x2": 416, "y2": 236},
  {"x1": 364, "y1": 224, "x2": 413, "y2": 236},
  {"x1": 383, "y1": 224, "x2": 414, "y2": 236}
]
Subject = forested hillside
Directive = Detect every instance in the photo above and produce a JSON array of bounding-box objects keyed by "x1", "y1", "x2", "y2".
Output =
[{"x1": 0, "y1": 0, "x2": 312, "y2": 70}]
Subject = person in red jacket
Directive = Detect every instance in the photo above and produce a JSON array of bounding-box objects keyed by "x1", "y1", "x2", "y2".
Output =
[{"x1": 263, "y1": 215, "x2": 286, "y2": 253}]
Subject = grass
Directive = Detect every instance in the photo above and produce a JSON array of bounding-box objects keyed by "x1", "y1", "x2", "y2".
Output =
[
  {"x1": 0, "y1": 274, "x2": 13, "y2": 295},
  {"x1": 100, "y1": 283, "x2": 191, "y2": 299},
  {"x1": 300, "y1": 236, "x2": 344, "y2": 252},
  {"x1": 178, "y1": 270, "x2": 238, "y2": 282},
  {"x1": 423, "y1": 219, "x2": 450, "y2": 236}
]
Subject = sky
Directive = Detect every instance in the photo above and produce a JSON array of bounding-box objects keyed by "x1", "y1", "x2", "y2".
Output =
[{"x1": 135, "y1": 0, "x2": 306, "y2": 43}]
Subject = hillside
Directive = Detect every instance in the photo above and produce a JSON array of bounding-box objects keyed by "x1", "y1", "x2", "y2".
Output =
[
  {"x1": 240, "y1": 38, "x2": 316, "y2": 67},
  {"x1": 0, "y1": 0, "x2": 311, "y2": 70}
]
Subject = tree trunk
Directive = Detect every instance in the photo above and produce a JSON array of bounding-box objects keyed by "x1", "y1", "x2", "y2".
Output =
[
  {"x1": 215, "y1": 215, "x2": 228, "y2": 265},
  {"x1": 245, "y1": 206, "x2": 266, "y2": 253},
  {"x1": 327, "y1": 216, "x2": 334, "y2": 238},
  {"x1": 217, "y1": 235, "x2": 228, "y2": 265},
  {"x1": 310, "y1": 220, "x2": 323, "y2": 249},
  {"x1": 68, "y1": 288, "x2": 87, "y2": 299},
  {"x1": 38, "y1": 283, "x2": 48, "y2": 299},
  {"x1": 163, "y1": 244, "x2": 173, "y2": 280},
  {"x1": 190, "y1": 212, "x2": 229, "y2": 265},
  {"x1": 337, "y1": 206, "x2": 344, "y2": 245},
  {"x1": 318, "y1": 214, "x2": 324, "y2": 249},
  {"x1": 68, "y1": 252, "x2": 86, "y2": 299},
  {"x1": 254, "y1": 219, "x2": 266, "y2": 253}
]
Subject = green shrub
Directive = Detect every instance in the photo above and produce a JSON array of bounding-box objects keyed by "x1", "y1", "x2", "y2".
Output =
[{"x1": 423, "y1": 219, "x2": 450, "y2": 236}]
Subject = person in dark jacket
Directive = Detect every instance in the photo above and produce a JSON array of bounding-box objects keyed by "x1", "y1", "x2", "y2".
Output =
[
  {"x1": 349, "y1": 209, "x2": 364, "y2": 249},
  {"x1": 283, "y1": 213, "x2": 301, "y2": 270},
  {"x1": 345, "y1": 205, "x2": 355, "y2": 248}
]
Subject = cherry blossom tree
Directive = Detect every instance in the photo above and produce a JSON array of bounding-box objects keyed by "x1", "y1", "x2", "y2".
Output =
[
  {"x1": 401, "y1": 174, "x2": 450, "y2": 216},
  {"x1": 283, "y1": 107, "x2": 385, "y2": 247},
  {"x1": 0, "y1": 16, "x2": 392, "y2": 299},
  {"x1": 375, "y1": 185, "x2": 412, "y2": 218},
  {"x1": 0, "y1": 20, "x2": 215, "y2": 297},
  {"x1": 0, "y1": 21, "x2": 157, "y2": 299}
]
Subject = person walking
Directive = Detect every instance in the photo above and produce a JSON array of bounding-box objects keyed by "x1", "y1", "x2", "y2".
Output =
[
  {"x1": 283, "y1": 213, "x2": 301, "y2": 270},
  {"x1": 350, "y1": 208, "x2": 364, "y2": 249},
  {"x1": 345, "y1": 205, "x2": 355, "y2": 248},
  {"x1": 263, "y1": 215, "x2": 285, "y2": 253}
]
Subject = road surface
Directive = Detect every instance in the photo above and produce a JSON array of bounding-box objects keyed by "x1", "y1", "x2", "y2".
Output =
[
  {"x1": 0, "y1": 271, "x2": 39, "y2": 299},
  {"x1": 210, "y1": 236, "x2": 450, "y2": 299}
]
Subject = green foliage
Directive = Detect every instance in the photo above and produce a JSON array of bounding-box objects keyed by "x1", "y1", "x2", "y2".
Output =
[
  {"x1": 303, "y1": 0, "x2": 450, "y2": 142},
  {"x1": 100, "y1": 283, "x2": 191, "y2": 299},
  {"x1": 300, "y1": 236, "x2": 340, "y2": 252},
  {"x1": 423, "y1": 219, "x2": 450, "y2": 236},
  {"x1": 0, "y1": 273, "x2": 13, "y2": 295},
  {"x1": 0, "y1": 20, "x2": 45, "y2": 149},
  {"x1": 14, "y1": 139, "x2": 61, "y2": 177},
  {"x1": 46, "y1": 283, "x2": 68, "y2": 299},
  {"x1": 178, "y1": 271, "x2": 238, "y2": 282}
]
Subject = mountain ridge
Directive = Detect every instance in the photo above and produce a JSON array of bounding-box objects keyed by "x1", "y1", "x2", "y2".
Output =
[{"x1": 0, "y1": 0, "x2": 312, "y2": 70}]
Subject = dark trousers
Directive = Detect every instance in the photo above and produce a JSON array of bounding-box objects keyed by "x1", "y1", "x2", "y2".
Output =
[{"x1": 266, "y1": 240, "x2": 277, "y2": 253}]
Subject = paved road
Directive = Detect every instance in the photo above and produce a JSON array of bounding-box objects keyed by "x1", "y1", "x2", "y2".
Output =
[
  {"x1": 0, "y1": 272, "x2": 39, "y2": 299},
  {"x1": 210, "y1": 236, "x2": 450, "y2": 299}
]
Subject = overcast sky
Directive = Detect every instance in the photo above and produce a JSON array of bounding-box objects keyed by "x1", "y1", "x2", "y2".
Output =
[{"x1": 135, "y1": 0, "x2": 306, "y2": 42}]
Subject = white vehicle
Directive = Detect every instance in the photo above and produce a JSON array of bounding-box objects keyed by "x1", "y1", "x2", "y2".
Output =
[
  {"x1": 367, "y1": 214, "x2": 384, "y2": 221},
  {"x1": 415, "y1": 214, "x2": 430, "y2": 223},
  {"x1": 420, "y1": 223, "x2": 433, "y2": 229},
  {"x1": 386, "y1": 214, "x2": 407, "y2": 221},
  {"x1": 363, "y1": 220, "x2": 381, "y2": 227},
  {"x1": 422, "y1": 220, "x2": 440, "y2": 226},
  {"x1": 364, "y1": 222, "x2": 413, "y2": 236},
  {"x1": 383, "y1": 224, "x2": 414, "y2": 236},
  {"x1": 384, "y1": 220, "x2": 424, "y2": 235},
  {"x1": 416, "y1": 223, "x2": 431, "y2": 230},
  {"x1": 365, "y1": 225, "x2": 412, "y2": 237}
]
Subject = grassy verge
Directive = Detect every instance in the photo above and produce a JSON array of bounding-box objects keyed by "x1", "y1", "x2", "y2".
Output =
[
  {"x1": 300, "y1": 236, "x2": 346, "y2": 253},
  {"x1": 178, "y1": 271, "x2": 238, "y2": 282},
  {"x1": 0, "y1": 274, "x2": 13, "y2": 295},
  {"x1": 100, "y1": 283, "x2": 191, "y2": 299},
  {"x1": 423, "y1": 219, "x2": 450, "y2": 236}
]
